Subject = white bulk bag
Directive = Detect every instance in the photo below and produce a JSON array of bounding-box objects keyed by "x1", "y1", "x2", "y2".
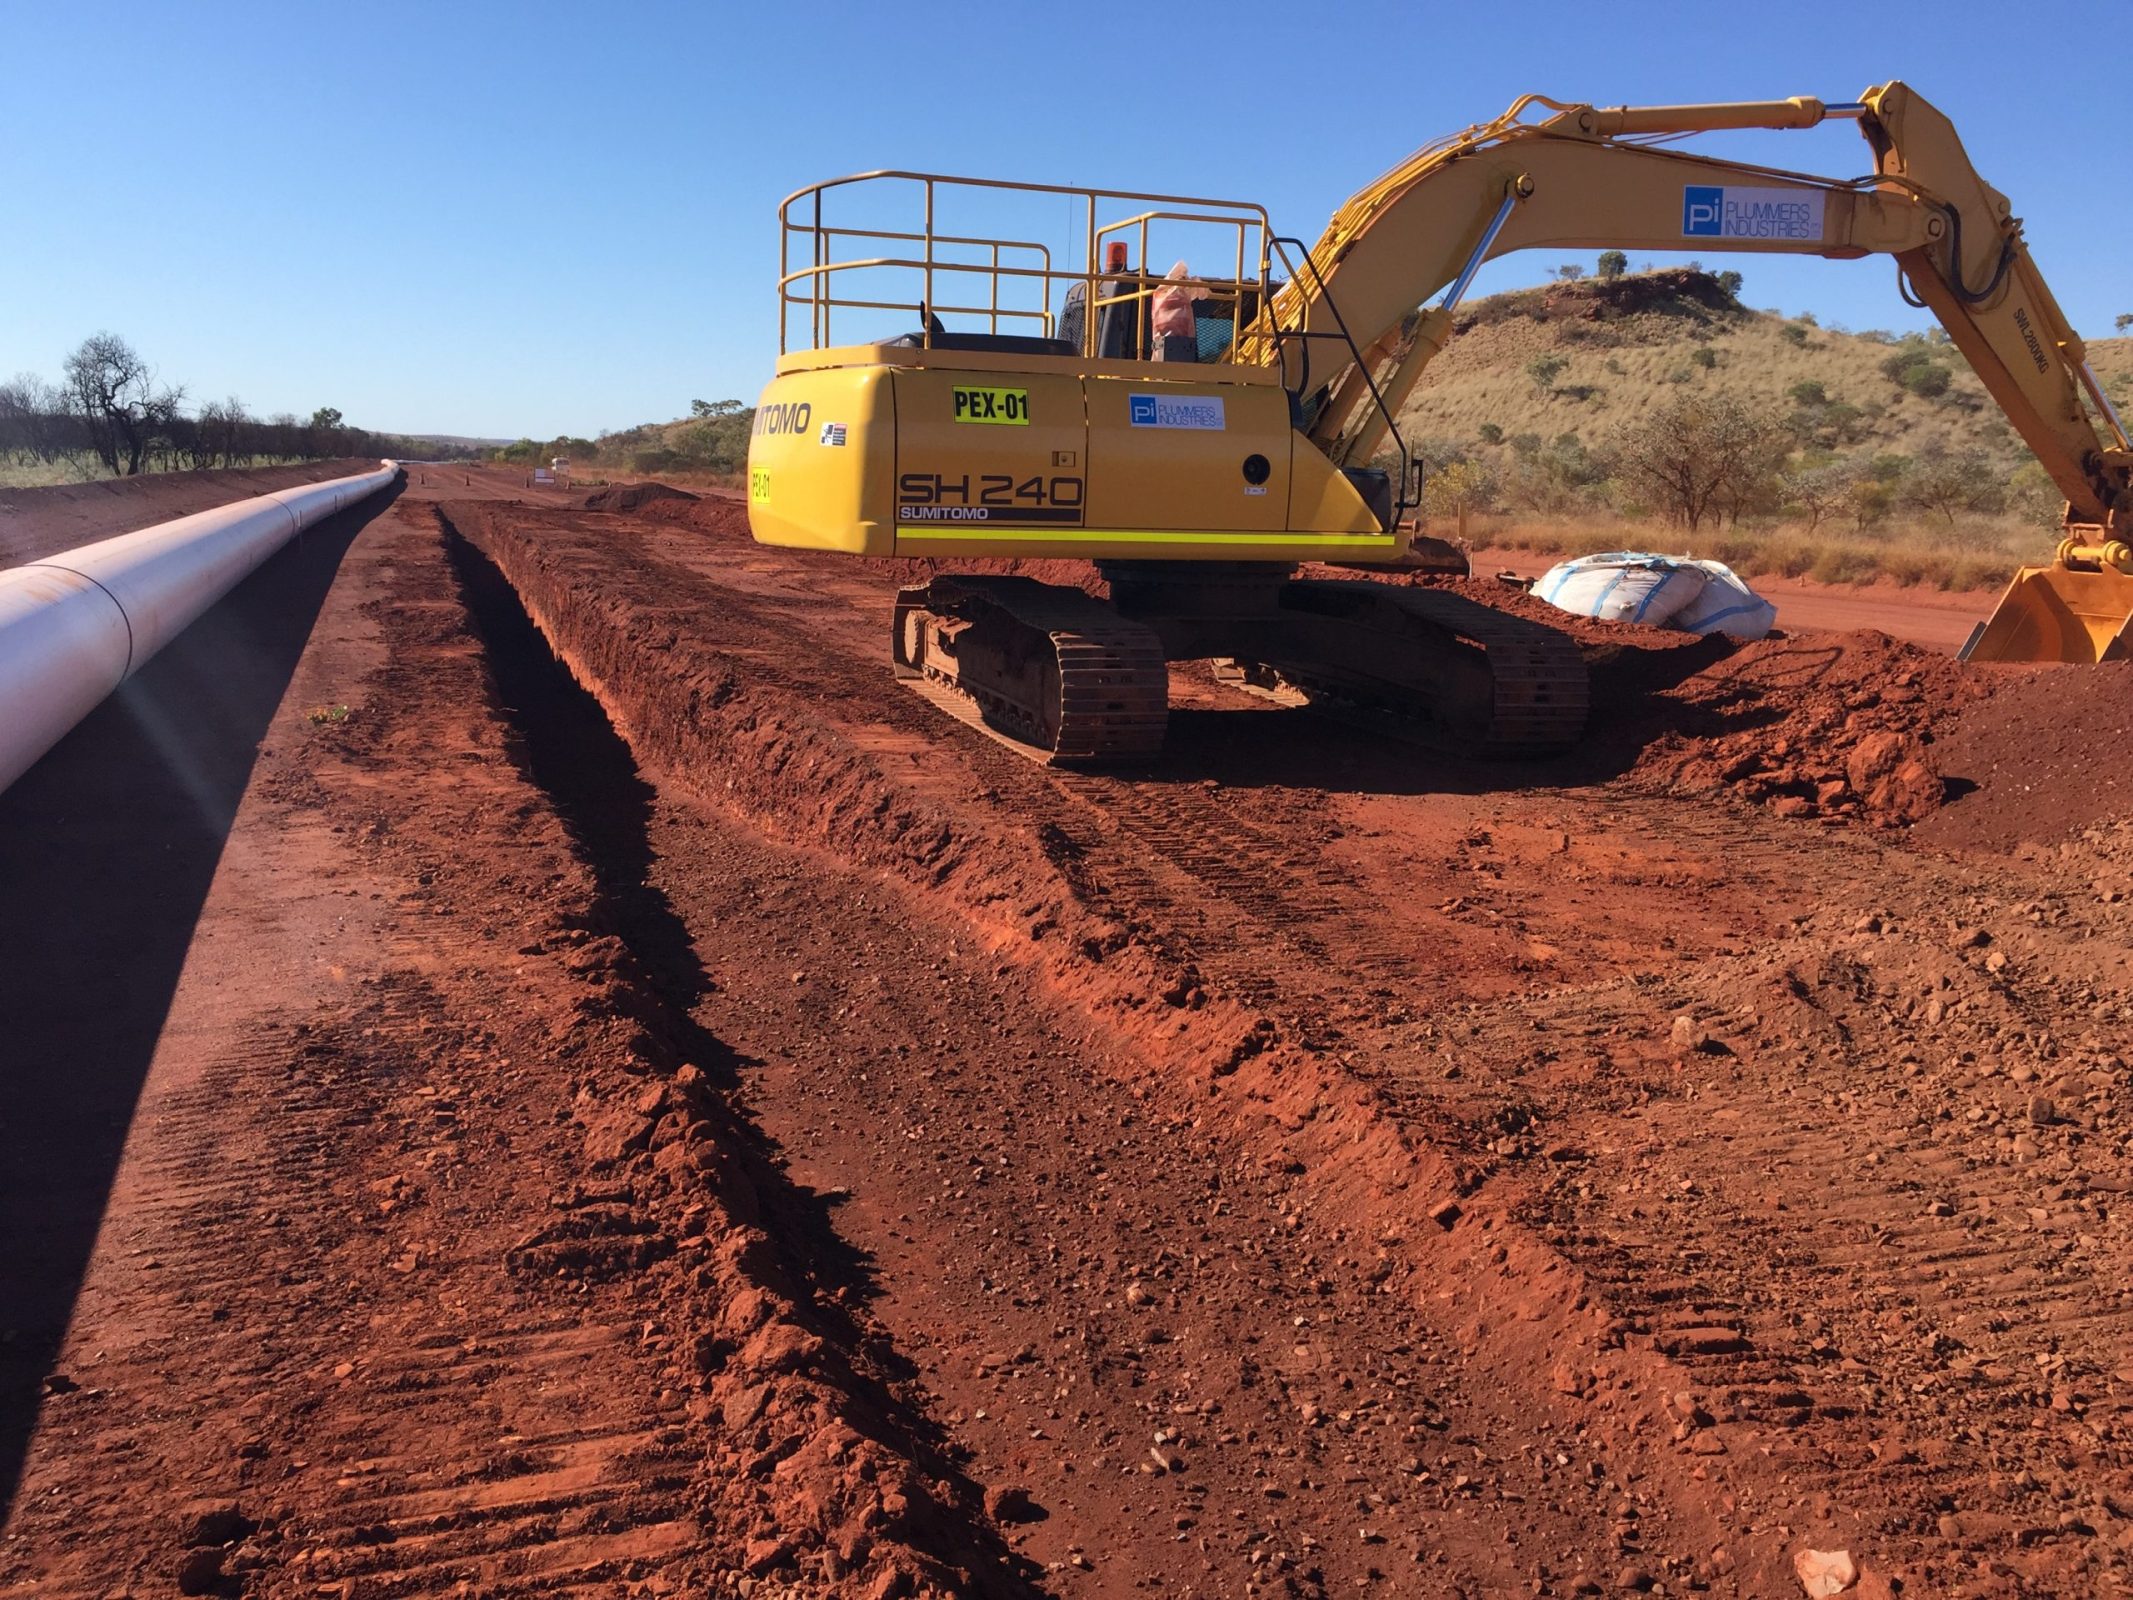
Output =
[
  {"x1": 1671, "y1": 559, "x2": 1778, "y2": 640},
  {"x1": 1536, "y1": 552, "x2": 1710, "y2": 626}
]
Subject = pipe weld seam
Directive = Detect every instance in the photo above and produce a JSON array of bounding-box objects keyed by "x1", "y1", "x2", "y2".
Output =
[{"x1": 13, "y1": 562, "x2": 138, "y2": 680}]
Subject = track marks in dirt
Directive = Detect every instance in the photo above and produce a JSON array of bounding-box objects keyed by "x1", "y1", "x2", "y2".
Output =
[
  {"x1": 448, "y1": 495, "x2": 2133, "y2": 1596},
  {"x1": 1460, "y1": 833, "x2": 2133, "y2": 1597},
  {"x1": 2, "y1": 500, "x2": 1031, "y2": 1600}
]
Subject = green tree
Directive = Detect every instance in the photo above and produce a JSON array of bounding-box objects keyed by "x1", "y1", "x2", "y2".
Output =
[
  {"x1": 1421, "y1": 459, "x2": 1497, "y2": 520},
  {"x1": 1782, "y1": 459, "x2": 1858, "y2": 535},
  {"x1": 1476, "y1": 422, "x2": 1504, "y2": 446},
  {"x1": 1525, "y1": 354, "x2": 1567, "y2": 394},
  {"x1": 1904, "y1": 364, "x2": 1952, "y2": 399},
  {"x1": 1691, "y1": 347, "x2": 1718, "y2": 371},
  {"x1": 1714, "y1": 270, "x2": 1744, "y2": 298},
  {"x1": 1846, "y1": 475, "x2": 1894, "y2": 531},
  {"x1": 1613, "y1": 394, "x2": 1781, "y2": 533},
  {"x1": 2117, "y1": 313, "x2": 2133, "y2": 333},
  {"x1": 2006, "y1": 461, "x2": 2064, "y2": 531},
  {"x1": 1780, "y1": 323, "x2": 1809, "y2": 347},
  {"x1": 1596, "y1": 250, "x2": 1628, "y2": 281},
  {"x1": 1902, "y1": 448, "x2": 2002, "y2": 523},
  {"x1": 310, "y1": 406, "x2": 344, "y2": 431},
  {"x1": 1878, "y1": 341, "x2": 1953, "y2": 398}
]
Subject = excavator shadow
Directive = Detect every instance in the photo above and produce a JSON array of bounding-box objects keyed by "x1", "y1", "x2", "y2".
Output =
[{"x1": 1132, "y1": 631, "x2": 1743, "y2": 796}]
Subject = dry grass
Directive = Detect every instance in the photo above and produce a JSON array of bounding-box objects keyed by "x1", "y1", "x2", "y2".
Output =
[
  {"x1": 0, "y1": 455, "x2": 111, "y2": 489},
  {"x1": 1453, "y1": 510, "x2": 2051, "y2": 592},
  {"x1": 1402, "y1": 273, "x2": 2131, "y2": 467}
]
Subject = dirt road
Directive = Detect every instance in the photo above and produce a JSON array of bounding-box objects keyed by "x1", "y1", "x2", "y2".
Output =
[
  {"x1": 3, "y1": 475, "x2": 2130, "y2": 1599},
  {"x1": 1473, "y1": 546, "x2": 1999, "y2": 654}
]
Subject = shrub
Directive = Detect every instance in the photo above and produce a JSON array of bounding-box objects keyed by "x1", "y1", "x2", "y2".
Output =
[
  {"x1": 1880, "y1": 340, "x2": 1953, "y2": 399},
  {"x1": 1903, "y1": 448, "x2": 2002, "y2": 521},
  {"x1": 1780, "y1": 324, "x2": 1809, "y2": 346},
  {"x1": 1597, "y1": 250, "x2": 1628, "y2": 280},
  {"x1": 1612, "y1": 393, "x2": 1783, "y2": 532},
  {"x1": 1422, "y1": 459, "x2": 1497, "y2": 518},
  {"x1": 1904, "y1": 363, "x2": 1952, "y2": 398}
]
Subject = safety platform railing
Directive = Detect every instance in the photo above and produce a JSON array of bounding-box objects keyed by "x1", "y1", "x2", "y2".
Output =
[{"x1": 777, "y1": 170, "x2": 1275, "y2": 364}]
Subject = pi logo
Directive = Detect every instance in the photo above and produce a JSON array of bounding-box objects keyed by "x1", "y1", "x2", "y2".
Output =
[
  {"x1": 1682, "y1": 186, "x2": 1723, "y2": 237},
  {"x1": 1129, "y1": 395, "x2": 1160, "y2": 426}
]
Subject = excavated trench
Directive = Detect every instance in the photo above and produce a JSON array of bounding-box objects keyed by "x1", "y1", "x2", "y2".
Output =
[
  {"x1": 442, "y1": 519, "x2": 1038, "y2": 1596},
  {"x1": 444, "y1": 526, "x2": 718, "y2": 1022}
]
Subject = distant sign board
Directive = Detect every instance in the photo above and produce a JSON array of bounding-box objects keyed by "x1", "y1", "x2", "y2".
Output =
[{"x1": 533, "y1": 468, "x2": 554, "y2": 485}]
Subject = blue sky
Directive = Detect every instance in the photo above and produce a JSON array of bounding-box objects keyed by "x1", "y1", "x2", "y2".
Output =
[{"x1": 3, "y1": 0, "x2": 2123, "y2": 440}]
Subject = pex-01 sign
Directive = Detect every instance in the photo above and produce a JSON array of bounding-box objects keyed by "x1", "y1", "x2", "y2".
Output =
[{"x1": 1681, "y1": 185, "x2": 1824, "y2": 242}]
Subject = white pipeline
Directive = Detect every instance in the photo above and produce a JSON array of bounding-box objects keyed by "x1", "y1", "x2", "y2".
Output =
[{"x1": 0, "y1": 461, "x2": 401, "y2": 794}]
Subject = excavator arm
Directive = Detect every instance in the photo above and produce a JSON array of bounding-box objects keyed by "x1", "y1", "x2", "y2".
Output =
[{"x1": 1260, "y1": 83, "x2": 2130, "y2": 549}]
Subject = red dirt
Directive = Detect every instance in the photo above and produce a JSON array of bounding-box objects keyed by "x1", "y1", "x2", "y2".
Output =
[
  {"x1": 1911, "y1": 659, "x2": 2133, "y2": 853},
  {"x1": 8, "y1": 471, "x2": 2133, "y2": 1600},
  {"x1": 579, "y1": 481, "x2": 700, "y2": 513},
  {"x1": 0, "y1": 458, "x2": 386, "y2": 568}
]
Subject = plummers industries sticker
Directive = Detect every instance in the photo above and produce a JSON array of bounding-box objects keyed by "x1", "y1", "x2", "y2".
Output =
[
  {"x1": 1128, "y1": 393, "x2": 1226, "y2": 430},
  {"x1": 1681, "y1": 185, "x2": 1824, "y2": 242},
  {"x1": 818, "y1": 421, "x2": 847, "y2": 446}
]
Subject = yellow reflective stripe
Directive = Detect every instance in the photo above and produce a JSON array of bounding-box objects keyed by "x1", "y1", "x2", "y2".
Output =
[{"x1": 893, "y1": 529, "x2": 1398, "y2": 548}]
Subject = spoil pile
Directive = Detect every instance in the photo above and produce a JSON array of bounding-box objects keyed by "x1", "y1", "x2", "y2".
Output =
[
  {"x1": 1378, "y1": 572, "x2": 1993, "y2": 827},
  {"x1": 612, "y1": 510, "x2": 2039, "y2": 831},
  {"x1": 1912, "y1": 658, "x2": 2133, "y2": 851},
  {"x1": 579, "y1": 481, "x2": 699, "y2": 513},
  {"x1": 1617, "y1": 628, "x2": 1991, "y2": 825}
]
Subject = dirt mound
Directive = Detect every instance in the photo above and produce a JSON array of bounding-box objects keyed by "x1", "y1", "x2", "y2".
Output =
[
  {"x1": 1322, "y1": 568, "x2": 1988, "y2": 826},
  {"x1": 1621, "y1": 629, "x2": 1989, "y2": 825},
  {"x1": 1454, "y1": 267, "x2": 1746, "y2": 336},
  {"x1": 606, "y1": 522, "x2": 1986, "y2": 830},
  {"x1": 579, "y1": 480, "x2": 699, "y2": 513},
  {"x1": 1911, "y1": 659, "x2": 2133, "y2": 852}
]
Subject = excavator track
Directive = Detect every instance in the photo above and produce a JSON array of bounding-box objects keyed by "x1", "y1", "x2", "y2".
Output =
[
  {"x1": 891, "y1": 576, "x2": 1168, "y2": 764},
  {"x1": 1238, "y1": 579, "x2": 1590, "y2": 754}
]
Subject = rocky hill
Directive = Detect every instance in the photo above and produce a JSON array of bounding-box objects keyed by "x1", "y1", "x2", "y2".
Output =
[{"x1": 1400, "y1": 267, "x2": 2130, "y2": 478}]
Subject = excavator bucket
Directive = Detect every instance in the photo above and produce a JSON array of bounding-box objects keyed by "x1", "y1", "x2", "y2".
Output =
[{"x1": 1962, "y1": 557, "x2": 2133, "y2": 664}]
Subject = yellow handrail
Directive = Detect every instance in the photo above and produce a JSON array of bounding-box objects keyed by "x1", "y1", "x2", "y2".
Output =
[{"x1": 778, "y1": 169, "x2": 1273, "y2": 359}]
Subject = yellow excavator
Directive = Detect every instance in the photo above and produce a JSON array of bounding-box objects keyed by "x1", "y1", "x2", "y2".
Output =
[{"x1": 747, "y1": 81, "x2": 2133, "y2": 762}]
